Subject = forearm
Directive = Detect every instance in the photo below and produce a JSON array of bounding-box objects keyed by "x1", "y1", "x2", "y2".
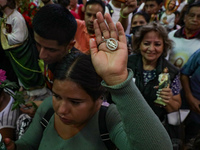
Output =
[
  {"x1": 118, "y1": 15, "x2": 128, "y2": 32},
  {"x1": 103, "y1": 69, "x2": 172, "y2": 150},
  {"x1": 180, "y1": 74, "x2": 193, "y2": 100}
]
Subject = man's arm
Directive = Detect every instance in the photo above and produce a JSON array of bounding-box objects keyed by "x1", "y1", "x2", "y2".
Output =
[
  {"x1": 118, "y1": 0, "x2": 137, "y2": 31},
  {"x1": 181, "y1": 74, "x2": 200, "y2": 114}
]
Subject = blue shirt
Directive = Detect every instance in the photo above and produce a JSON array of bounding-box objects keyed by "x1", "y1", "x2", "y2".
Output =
[{"x1": 181, "y1": 48, "x2": 200, "y2": 123}]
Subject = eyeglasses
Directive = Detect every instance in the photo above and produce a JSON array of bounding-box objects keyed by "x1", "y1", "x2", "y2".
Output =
[{"x1": 187, "y1": 13, "x2": 200, "y2": 20}]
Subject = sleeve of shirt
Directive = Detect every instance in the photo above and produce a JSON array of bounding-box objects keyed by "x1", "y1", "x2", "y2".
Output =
[
  {"x1": 171, "y1": 74, "x2": 181, "y2": 95},
  {"x1": 102, "y1": 69, "x2": 173, "y2": 150},
  {"x1": 181, "y1": 49, "x2": 200, "y2": 76},
  {"x1": 15, "y1": 97, "x2": 53, "y2": 150},
  {"x1": 7, "y1": 16, "x2": 28, "y2": 45}
]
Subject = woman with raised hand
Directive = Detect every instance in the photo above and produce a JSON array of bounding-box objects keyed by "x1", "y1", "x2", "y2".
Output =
[{"x1": 4, "y1": 12, "x2": 172, "y2": 150}]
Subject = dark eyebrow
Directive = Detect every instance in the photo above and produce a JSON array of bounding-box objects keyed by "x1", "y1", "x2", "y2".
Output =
[
  {"x1": 52, "y1": 90, "x2": 86, "y2": 101},
  {"x1": 35, "y1": 41, "x2": 58, "y2": 51}
]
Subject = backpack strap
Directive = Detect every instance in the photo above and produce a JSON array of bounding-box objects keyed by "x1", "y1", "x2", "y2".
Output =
[
  {"x1": 106, "y1": 4, "x2": 114, "y2": 17},
  {"x1": 40, "y1": 107, "x2": 54, "y2": 130},
  {"x1": 99, "y1": 105, "x2": 117, "y2": 150}
]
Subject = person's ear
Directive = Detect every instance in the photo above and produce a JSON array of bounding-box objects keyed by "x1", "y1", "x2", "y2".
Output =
[{"x1": 67, "y1": 40, "x2": 76, "y2": 51}]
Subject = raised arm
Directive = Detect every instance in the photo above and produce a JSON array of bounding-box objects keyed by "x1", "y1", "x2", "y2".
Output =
[
  {"x1": 90, "y1": 12, "x2": 173, "y2": 150},
  {"x1": 90, "y1": 12, "x2": 128, "y2": 85},
  {"x1": 118, "y1": 0, "x2": 137, "y2": 32}
]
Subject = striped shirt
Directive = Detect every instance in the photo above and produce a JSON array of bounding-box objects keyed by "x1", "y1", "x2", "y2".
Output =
[{"x1": 0, "y1": 96, "x2": 20, "y2": 129}]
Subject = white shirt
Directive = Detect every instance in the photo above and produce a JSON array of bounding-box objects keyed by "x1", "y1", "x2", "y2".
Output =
[
  {"x1": 0, "y1": 96, "x2": 20, "y2": 129},
  {"x1": 105, "y1": 1, "x2": 133, "y2": 34},
  {"x1": 3, "y1": 9, "x2": 28, "y2": 46}
]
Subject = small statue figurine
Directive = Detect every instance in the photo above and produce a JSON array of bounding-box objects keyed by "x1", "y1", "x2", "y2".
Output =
[{"x1": 154, "y1": 67, "x2": 170, "y2": 107}]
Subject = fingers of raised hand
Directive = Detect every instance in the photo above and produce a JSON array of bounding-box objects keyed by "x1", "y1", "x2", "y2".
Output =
[
  {"x1": 116, "y1": 22, "x2": 126, "y2": 44},
  {"x1": 94, "y1": 12, "x2": 118, "y2": 43},
  {"x1": 104, "y1": 13, "x2": 118, "y2": 39},
  {"x1": 125, "y1": 0, "x2": 137, "y2": 8}
]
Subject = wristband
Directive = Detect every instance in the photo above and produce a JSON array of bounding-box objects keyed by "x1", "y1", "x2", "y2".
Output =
[{"x1": 120, "y1": 10, "x2": 128, "y2": 19}]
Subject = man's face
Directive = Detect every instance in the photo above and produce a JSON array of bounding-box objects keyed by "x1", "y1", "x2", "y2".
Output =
[
  {"x1": 34, "y1": 32, "x2": 70, "y2": 64},
  {"x1": 144, "y1": 1, "x2": 161, "y2": 16},
  {"x1": 184, "y1": 6, "x2": 200, "y2": 32},
  {"x1": 85, "y1": 4, "x2": 103, "y2": 35}
]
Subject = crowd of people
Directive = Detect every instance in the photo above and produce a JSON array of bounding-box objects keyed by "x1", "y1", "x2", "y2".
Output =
[{"x1": 0, "y1": 0, "x2": 200, "y2": 149}]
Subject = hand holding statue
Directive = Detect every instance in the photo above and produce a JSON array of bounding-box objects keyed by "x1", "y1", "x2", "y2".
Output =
[{"x1": 154, "y1": 67, "x2": 171, "y2": 106}]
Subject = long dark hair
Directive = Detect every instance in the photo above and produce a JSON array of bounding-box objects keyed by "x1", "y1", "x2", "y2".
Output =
[{"x1": 54, "y1": 53, "x2": 105, "y2": 101}]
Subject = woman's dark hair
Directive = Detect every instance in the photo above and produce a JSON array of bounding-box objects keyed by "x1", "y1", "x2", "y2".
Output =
[
  {"x1": 33, "y1": 4, "x2": 77, "y2": 46},
  {"x1": 53, "y1": 53, "x2": 105, "y2": 101},
  {"x1": 133, "y1": 22, "x2": 173, "y2": 57},
  {"x1": 85, "y1": 0, "x2": 105, "y2": 14},
  {"x1": 131, "y1": 11, "x2": 150, "y2": 25}
]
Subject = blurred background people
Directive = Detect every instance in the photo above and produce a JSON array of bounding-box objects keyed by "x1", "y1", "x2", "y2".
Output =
[
  {"x1": 74, "y1": 0, "x2": 105, "y2": 54},
  {"x1": 160, "y1": 0, "x2": 176, "y2": 31},
  {"x1": 137, "y1": 0, "x2": 163, "y2": 22},
  {"x1": 168, "y1": 1, "x2": 200, "y2": 69},
  {"x1": 69, "y1": 0, "x2": 84, "y2": 20}
]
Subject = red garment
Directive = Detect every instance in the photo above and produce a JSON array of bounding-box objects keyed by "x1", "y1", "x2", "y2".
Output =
[
  {"x1": 18, "y1": 2, "x2": 38, "y2": 28},
  {"x1": 70, "y1": 10, "x2": 80, "y2": 19},
  {"x1": 44, "y1": 64, "x2": 54, "y2": 90},
  {"x1": 183, "y1": 28, "x2": 200, "y2": 39},
  {"x1": 71, "y1": 4, "x2": 84, "y2": 20}
]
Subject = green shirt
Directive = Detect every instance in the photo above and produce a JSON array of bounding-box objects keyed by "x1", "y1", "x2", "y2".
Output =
[{"x1": 16, "y1": 70, "x2": 172, "y2": 150}]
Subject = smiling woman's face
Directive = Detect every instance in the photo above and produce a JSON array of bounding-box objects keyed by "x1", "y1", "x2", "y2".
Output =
[
  {"x1": 140, "y1": 31, "x2": 164, "y2": 64},
  {"x1": 52, "y1": 79, "x2": 100, "y2": 127}
]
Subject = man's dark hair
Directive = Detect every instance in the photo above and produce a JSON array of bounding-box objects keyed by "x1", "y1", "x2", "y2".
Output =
[
  {"x1": 85, "y1": 0, "x2": 105, "y2": 14},
  {"x1": 132, "y1": 11, "x2": 150, "y2": 24},
  {"x1": 57, "y1": 0, "x2": 70, "y2": 7},
  {"x1": 145, "y1": 0, "x2": 163, "y2": 5},
  {"x1": 186, "y1": 1, "x2": 200, "y2": 14},
  {"x1": 33, "y1": 4, "x2": 77, "y2": 45}
]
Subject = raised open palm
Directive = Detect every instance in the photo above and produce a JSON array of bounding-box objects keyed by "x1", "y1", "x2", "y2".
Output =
[{"x1": 90, "y1": 12, "x2": 128, "y2": 86}]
